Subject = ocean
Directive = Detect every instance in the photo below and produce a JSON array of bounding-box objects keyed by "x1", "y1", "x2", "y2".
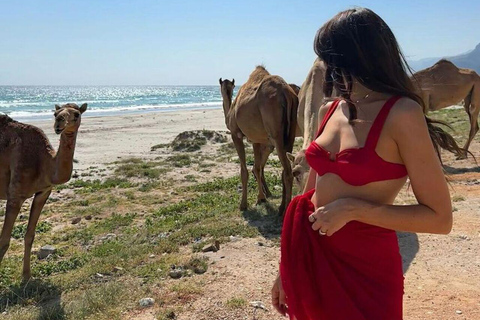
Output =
[{"x1": 0, "y1": 86, "x2": 234, "y2": 121}]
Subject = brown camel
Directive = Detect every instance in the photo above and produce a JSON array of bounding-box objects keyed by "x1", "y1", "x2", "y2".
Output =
[
  {"x1": 287, "y1": 58, "x2": 327, "y2": 189},
  {"x1": 0, "y1": 103, "x2": 87, "y2": 280},
  {"x1": 413, "y1": 59, "x2": 480, "y2": 158},
  {"x1": 219, "y1": 66, "x2": 298, "y2": 215}
]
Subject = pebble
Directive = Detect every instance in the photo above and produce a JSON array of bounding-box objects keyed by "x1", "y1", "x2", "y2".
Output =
[
  {"x1": 139, "y1": 297, "x2": 155, "y2": 308},
  {"x1": 202, "y1": 244, "x2": 218, "y2": 253},
  {"x1": 37, "y1": 245, "x2": 56, "y2": 259},
  {"x1": 250, "y1": 301, "x2": 268, "y2": 311},
  {"x1": 229, "y1": 235, "x2": 241, "y2": 242},
  {"x1": 71, "y1": 217, "x2": 81, "y2": 224},
  {"x1": 456, "y1": 310, "x2": 463, "y2": 315},
  {"x1": 169, "y1": 267, "x2": 183, "y2": 279}
]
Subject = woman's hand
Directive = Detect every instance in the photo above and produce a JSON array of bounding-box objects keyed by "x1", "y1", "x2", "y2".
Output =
[
  {"x1": 309, "y1": 198, "x2": 370, "y2": 236},
  {"x1": 271, "y1": 273, "x2": 288, "y2": 316}
]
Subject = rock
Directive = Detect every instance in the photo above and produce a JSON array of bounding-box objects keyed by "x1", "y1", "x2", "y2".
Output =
[
  {"x1": 37, "y1": 245, "x2": 56, "y2": 259},
  {"x1": 273, "y1": 185, "x2": 282, "y2": 191},
  {"x1": 229, "y1": 235, "x2": 241, "y2": 242},
  {"x1": 84, "y1": 215, "x2": 92, "y2": 220},
  {"x1": 202, "y1": 244, "x2": 218, "y2": 253},
  {"x1": 113, "y1": 266, "x2": 123, "y2": 272},
  {"x1": 456, "y1": 310, "x2": 463, "y2": 315},
  {"x1": 19, "y1": 214, "x2": 26, "y2": 220},
  {"x1": 71, "y1": 217, "x2": 81, "y2": 224},
  {"x1": 250, "y1": 301, "x2": 268, "y2": 311},
  {"x1": 214, "y1": 240, "x2": 220, "y2": 250},
  {"x1": 100, "y1": 233, "x2": 117, "y2": 242},
  {"x1": 139, "y1": 297, "x2": 155, "y2": 308},
  {"x1": 258, "y1": 241, "x2": 265, "y2": 247},
  {"x1": 458, "y1": 235, "x2": 469, "y2": 240},
  {"x1": 95, "y1": 273, "x2": 104, "y2": 278},
  {"x1": 169, "y1": 268, "x2": 183, "y2": 279},
  {"x1": 149, "y1": 254, "x2": 156, "y2": 258}
]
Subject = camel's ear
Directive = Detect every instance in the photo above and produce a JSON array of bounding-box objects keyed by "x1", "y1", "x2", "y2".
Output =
[
  {"x1": 232, "y1": 79, "x2": 235, "y2": 86},
  {"x1": 55, "y1": 104, "x2": 61, "y2": 110},
  {"x1": 219, "y1": 78, "x2": 223, "y2": 85},
  {"x1": 286, "y1": 152, "x2": 295, "y2": 164},
  {"x1": 79, "y1": 103, "x2": 88, "y2": 114}
]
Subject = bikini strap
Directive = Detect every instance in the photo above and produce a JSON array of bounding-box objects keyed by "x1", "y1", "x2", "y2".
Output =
[
  {"x1": 315, "y1": 100, "x2": 341, "y2": 139},
  {"x1": 365, "y1": 95, "x2": 402, "y2": 148}
]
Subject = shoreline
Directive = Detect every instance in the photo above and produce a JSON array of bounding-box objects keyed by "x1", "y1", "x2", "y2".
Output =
[{"x1": 30, "y1": 107, "x2": 227, "y2": 171}]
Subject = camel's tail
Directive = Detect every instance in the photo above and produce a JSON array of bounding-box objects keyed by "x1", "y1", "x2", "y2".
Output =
[{"x1": 283, "y1": 88, "x2": 298, "y2": 152}]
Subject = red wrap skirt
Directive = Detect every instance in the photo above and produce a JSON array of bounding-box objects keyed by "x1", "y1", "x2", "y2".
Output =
[{"x1": 280, "y1": 189, "x2": 404, "y2": 320}]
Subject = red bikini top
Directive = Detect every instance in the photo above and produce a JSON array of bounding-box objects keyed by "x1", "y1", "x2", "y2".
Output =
[{"x1": 305, "y1": 96, "x2": 408, "y2": 186}]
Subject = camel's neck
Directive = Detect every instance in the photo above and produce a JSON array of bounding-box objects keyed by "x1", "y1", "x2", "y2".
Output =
[
  {"x1": 222, "y1": 93, "x2": 232, "y2": 115},
  {"x1": 221, "y1": 93, "x2": 233, "y2": 128},
  {"x1": 51, "y1": 131, "x2": 78, "y2": 185}
]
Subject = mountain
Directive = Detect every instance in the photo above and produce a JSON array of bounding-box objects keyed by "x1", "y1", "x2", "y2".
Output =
[{"x1": 408, "y1": 43, "x2": 480, "y2": 73}]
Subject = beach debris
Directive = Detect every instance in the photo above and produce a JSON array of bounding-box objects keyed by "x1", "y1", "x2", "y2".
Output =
[
  {"x1": 139, "y1": 297, "x2": 155, "y2": 308},
  {"x1": 37, "y1": 245, "x2": 56, "y2": 259},
  {"x1": 71, "y1": 217, "x2": 81, "y2": 224}
]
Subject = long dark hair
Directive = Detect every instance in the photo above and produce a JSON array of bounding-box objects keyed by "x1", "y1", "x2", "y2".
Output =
[{"x1": 314, "y1": 7, "x2": 463, "y2": 161}]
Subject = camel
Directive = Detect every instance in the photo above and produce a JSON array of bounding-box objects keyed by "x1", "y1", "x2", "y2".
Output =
[
  {"x1": 219, "y1": 66, "x2": 298, "y2": 215},
  {"x1": 413, "y1": 59, "x2": 480, "y2": 159},
  {"x1": 287, "y1": 58, "x2": 327, "y2": 190},
  {"x1": 0, "y1": 103, "x2": 87, "y2": 280}
]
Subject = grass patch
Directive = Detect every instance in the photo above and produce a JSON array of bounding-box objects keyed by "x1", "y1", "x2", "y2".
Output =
[
  {"x1": 115, "y1": 159, "x2": 166, "y2": 179},
  {"x1": 166, "y1": 154, "x2": 192, "y2": 167},
  {"x1": 11, "y1": 221, "x2": 52, "y2": 240},
  {"x1": 226, "y1": 297, "x2": 247, "y2": 309}
]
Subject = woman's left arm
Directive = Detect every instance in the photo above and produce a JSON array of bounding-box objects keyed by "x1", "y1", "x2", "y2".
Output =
[{"x1": 311, "y1": 99, "x2": 453, "y2": 235}]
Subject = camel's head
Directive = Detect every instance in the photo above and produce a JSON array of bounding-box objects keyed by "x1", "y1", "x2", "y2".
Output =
[
  {"x1": 289, "y1": 83, "x2": 301, "y2": 95},
  {"x1": 288, "y1": 149, "x2": 310, "y2": 190},
  {"x1": 219, "y1": 78, "x2": 235, "y2": 101},
  {"x1": 53, "y1": 103, "x2": 87, "y2": 135}
]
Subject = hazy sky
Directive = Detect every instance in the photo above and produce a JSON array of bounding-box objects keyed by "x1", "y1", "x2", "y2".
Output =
[{"x1": 0, "y1": 0, "x2": 478, "y2": 85}]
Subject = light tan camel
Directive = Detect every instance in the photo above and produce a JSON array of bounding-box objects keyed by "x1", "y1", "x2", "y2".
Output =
[
  {"x1": 287, "y1": 58, "x2": 327, "y2": 189},
  {"x1": 0, "y1": 103, "x2": 87, "y2": 280},
  {"x1": 219, "y1": 66, "x2": 298, "y2": 215},
  {"x1": 414, "y1": 59, "x2": 480, "y2": 159}
]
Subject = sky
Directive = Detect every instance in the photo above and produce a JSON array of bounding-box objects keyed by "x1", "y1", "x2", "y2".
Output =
[{"x1": 0, "y1": 0, "x2": 478, "y2": 85}]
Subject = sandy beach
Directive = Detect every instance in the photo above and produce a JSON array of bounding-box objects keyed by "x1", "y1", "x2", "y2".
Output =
[{"x1": 30, "y1": 108, "x2": 227, "y2": 171}]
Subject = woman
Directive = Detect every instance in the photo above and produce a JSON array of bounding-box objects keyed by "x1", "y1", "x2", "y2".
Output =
[{"x1": 272, "y1": 8, "x2": 461, "y2": 320}]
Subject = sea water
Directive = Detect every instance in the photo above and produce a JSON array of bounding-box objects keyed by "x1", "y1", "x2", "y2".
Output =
[{"x1": 0, "y1": 86, "x2": 234, "y2": 121}]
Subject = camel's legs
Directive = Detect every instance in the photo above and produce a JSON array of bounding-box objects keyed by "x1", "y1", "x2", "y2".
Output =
[
  {"x1": 260, "y1": 145, "x2": 274, "y2": 198},
  {"x1": 252, "y1": 143, "x2": 273, "y2": 204},
  {"x1": 252, "y1": 144, "x2": 273, "y2": 204},
  {"x1": 0, "y1": 198, "x2": 24, "y2": 262},
  {"x1": 232, "y1": 134, "x2": 248, "y2": 210},
  {"x1": 460, "y1": 85, "x2": 480, "y2": 159},
  {"x1": 274, "y1": 143, "x2": 294, "y2": 216},
  {"x1": 22, "y1": 189, "x2": 51, "y2": 280}
]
